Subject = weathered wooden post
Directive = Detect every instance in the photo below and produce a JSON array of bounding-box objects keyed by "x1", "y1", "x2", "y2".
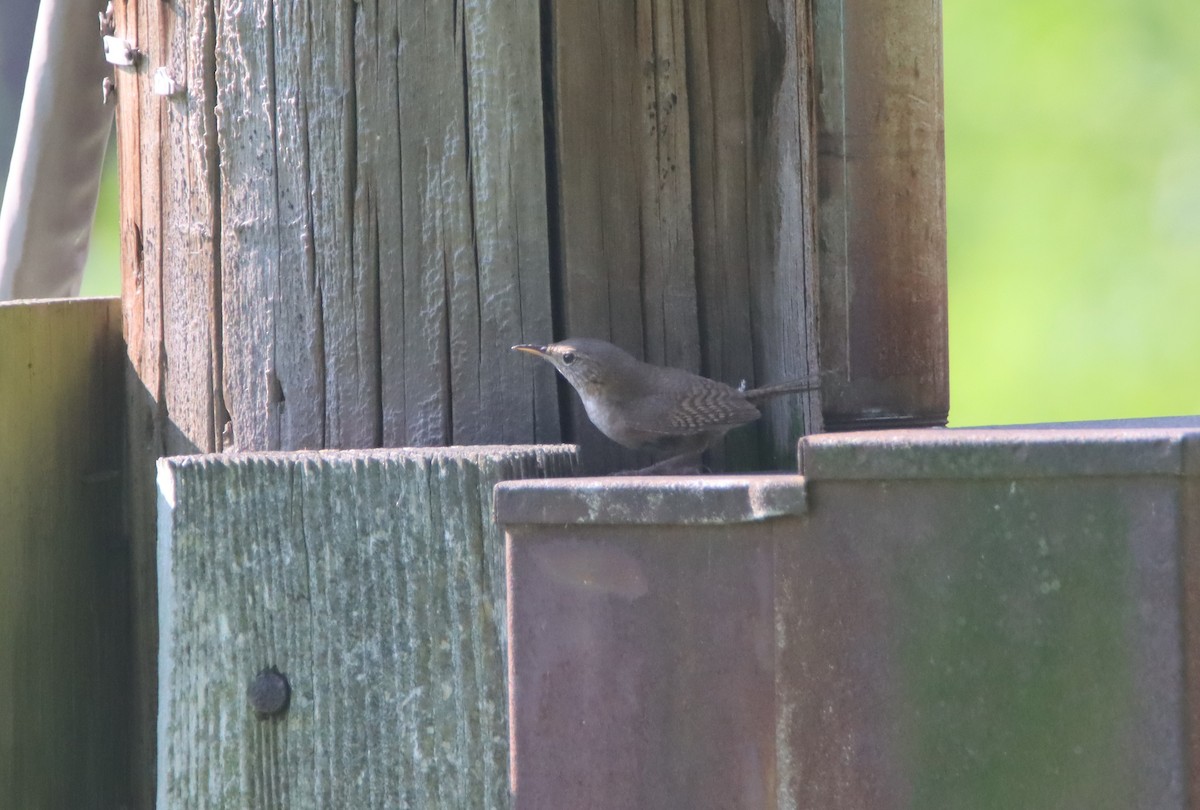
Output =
[
  {"x1": 547, "y1": 0, "x2": 949, "y2": 462},
  {"x1": 109, "y1": 0, "x2": 947, "y2": 800},
  {"x1": 548, "y1": 0, "x2": 825, "y2": 470},
  {"x1": 112, "y1": 0, "x2": 561, "y2": 802},
  {"x1": 813, "y1": 0, "x2": 949, "y2": 431},
  {"x1": 157, "y1": 446, "x2": 574, "y2": 808}
]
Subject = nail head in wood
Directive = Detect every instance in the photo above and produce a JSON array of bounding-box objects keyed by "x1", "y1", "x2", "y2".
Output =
[{"x1": 247, "y1": 666, "x2": 291, "y2": 718}]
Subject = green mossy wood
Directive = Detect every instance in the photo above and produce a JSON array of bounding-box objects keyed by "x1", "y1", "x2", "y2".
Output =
[{"x1": 156, "y1": 446, "x2": 575, "y2": 809}]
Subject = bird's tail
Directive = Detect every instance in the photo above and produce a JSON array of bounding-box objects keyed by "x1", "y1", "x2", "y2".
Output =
[{"x1": 742, "y1": 375, "x2": 822, "y2": 401}]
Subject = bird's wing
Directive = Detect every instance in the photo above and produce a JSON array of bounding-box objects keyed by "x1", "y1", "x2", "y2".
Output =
[{"x1": 624, "y1": 378, "x2": 760, "y2": 437}]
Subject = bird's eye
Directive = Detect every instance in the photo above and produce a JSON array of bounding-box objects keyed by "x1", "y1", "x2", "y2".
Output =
[{"x1": 561, "y1": 351, "x2": 576, "y2": 365}]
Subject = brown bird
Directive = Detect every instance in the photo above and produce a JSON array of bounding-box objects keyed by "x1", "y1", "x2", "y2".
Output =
[{"x1": 513, "y1": 338, "x2": 818, "y2": 465}]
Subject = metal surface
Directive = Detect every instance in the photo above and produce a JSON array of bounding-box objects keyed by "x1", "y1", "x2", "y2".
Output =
[
  {"x1": 781, "y1": 470, "x2": 1188, "y2": 807},
  {"x1": 499, "y1": 422, "x2": 1200, "y2": 809},
  {"x1": 506, "y1": 522, "x2": 783, "y2": 810},
  {"x1": 800, "y1": 423, "x2": 1200, "y2": 480},
  {"x1": 495, "y1": 475, "x2": 807, "y2": 526}
]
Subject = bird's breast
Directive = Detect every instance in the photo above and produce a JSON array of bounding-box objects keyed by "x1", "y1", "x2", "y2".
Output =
[{"x1": 577, "y1": 391, "x2": 653, "y2": 449}]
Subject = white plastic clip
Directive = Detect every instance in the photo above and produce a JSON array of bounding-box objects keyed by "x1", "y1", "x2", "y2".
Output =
[
  {"x1": 98, "y1": 2, "x2": 115, "y2": 35},
  {"x1": 152, "y1": 67, "x2": 183, "y2": 97},
  {"x1": 101, "y1": 77, "x2": 116, "y2": 104},
  {"x1": 103, "y1": 35, "x2": 141, "y2": 67}
]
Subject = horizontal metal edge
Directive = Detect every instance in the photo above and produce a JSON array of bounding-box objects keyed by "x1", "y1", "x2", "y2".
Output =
[
  {"x1": 980, "y1": 415, "x2": 1200, "y2": 430},
  {"x1": 0, "y1": 295, "x2": 120, "y2": 309},
  {"x1": 494, "y1": 475, "x2": 808, "y2": 526},
  {"x1": 800, "y1": 425, "x2": 1200, "y2": 480}
]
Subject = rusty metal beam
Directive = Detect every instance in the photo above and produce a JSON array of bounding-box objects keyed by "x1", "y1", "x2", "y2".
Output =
[{"x1": 498, "y1": 421, "x2": 1200, "y2": 809}]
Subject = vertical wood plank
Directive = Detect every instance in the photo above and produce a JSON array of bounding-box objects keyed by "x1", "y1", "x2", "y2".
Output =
[
  {"x1": 305, "y1": 0, "x2": 378, "y2": 449},
  {"x1": 748, "y1": 0, "x2": 822, "y2": 463},
  {"x1": 0, "y1": 299, "x2": 129, "y2": 809},
  {"x1": 813, "y1": 0, "x2": 949, "y2": 429},
  {"x1": 635, "y1": 0, "x2": 700, "y2": 371},
  {"x1": 156, "y1": 0, "x2": 219, "y2": 457},
  {"x1": 157, "y1": 446, "x2": 577, "y2": 808},
  {"x1": 392, "y1": 0, "x2": 474, "y2": 447},
  {"x1": 459, "y1": 0, "x2": 560, "y2": 445},
  {"x1": 684, "y1": 0, "x2": 755, "y2": 400},
  {"x1": 684, "y1": 0, "x2": 822, "y2": 468},
  {"x1": 551, "y1": 0, "x2": 648, "y2": 472},
  {"x1": 359, "y1": 0, "x2": 560, "y2": 448},
  {"x1": 116, "y1": 0, "x2": 145, "y2": 375},
  {"x1": 552, "y1": 0, "x2": 821, "y2": 471},
  {"x1": 126, "y1": 0, "x2": 557, "y2": 457},
  {"x1": 354, "y1": 0, "x2": 405, "y2": 444},
  {"x1": 117, "y1": 0, "x2": 216, "y2": 461},
  {"x1": 213, "y1": 0, "x2": 282, "y2": 452},
  {"x1": 113, "y1": 2, "x2": 157, "y2": 803},
  {"x1": 552, "y1": 0, "x2": 643, "y2": 351}
]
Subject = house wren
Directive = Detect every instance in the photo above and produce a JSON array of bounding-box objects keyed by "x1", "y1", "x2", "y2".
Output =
[{"x1": 513, "y1": 338, "x2": 818, "y2": 463}]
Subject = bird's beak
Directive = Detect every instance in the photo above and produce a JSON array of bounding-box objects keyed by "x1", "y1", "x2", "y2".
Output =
[{"x1": 512, "y1": 344, "x2": 548, "y2": 357}]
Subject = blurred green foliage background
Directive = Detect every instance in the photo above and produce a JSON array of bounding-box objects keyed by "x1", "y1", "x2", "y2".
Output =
[
  {"x1": 80, "y1": 148, "x2": 120, "y2": 299},
  {"x1": 77, "y1": 0, "x2": 1200, "y2": 425},
  {"x1": 944, "y1": 0, "x2": 1200, "y2": 425}
]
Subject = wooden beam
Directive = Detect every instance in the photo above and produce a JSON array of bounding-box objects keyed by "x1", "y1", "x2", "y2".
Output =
[
  {"x1": 156, "y1": 445, "x2": 575, "y2": 808},
  {"x1": 813, "y1": 0, "x2": 949, "y2": 429},
  {"x1": 0, "y1": 298, "x2": 129, "y2": 809}
]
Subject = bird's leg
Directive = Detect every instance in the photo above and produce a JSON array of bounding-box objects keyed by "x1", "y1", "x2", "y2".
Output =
[{"x1": 609, "y1": 451, "x2": 705, "y2": 476}]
